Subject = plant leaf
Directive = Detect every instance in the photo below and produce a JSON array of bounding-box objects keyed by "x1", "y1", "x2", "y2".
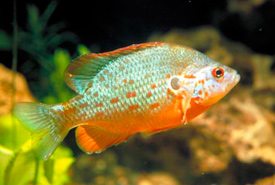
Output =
[
  {"x1": 0, "y1": 30, "x2": 12, "y2": 50},
  {"x1": 27, "y1": 4, "x2": 41, "y2": 35},
  {"x1": 0, "y1": 115, "x2": 31, "y2": 150},
  {"x1": 77, "y1": 44, "x2": 90, "y2": 55},
  {"x1": 41, "y1": 1, "x2": 58, "y2": 31},
  {"x1": 0, "y1": 146, "x2": 13, "y2": 185},
  {"x1": 44, "y1": 158, "x2": 54, "y2": 184}
]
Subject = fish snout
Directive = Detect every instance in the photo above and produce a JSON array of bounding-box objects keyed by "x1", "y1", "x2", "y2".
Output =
[{"x1": 224, "y1": 69, "x2": 240, "y2": 91}]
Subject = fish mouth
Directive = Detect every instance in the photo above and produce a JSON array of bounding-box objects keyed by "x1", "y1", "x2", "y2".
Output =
[
  {"x1": 224, "y1": 71, "x2": 240, "y2": 92},
  {"x1": 233, "y1": 72, "x2": 241, "y2": 86}
]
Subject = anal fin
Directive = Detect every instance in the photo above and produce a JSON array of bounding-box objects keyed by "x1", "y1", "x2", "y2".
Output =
[{"x1": 76, "y1": 125, "x2": 131, "y2": 154}]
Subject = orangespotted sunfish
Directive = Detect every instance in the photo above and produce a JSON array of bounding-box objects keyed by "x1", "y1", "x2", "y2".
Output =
[{"x1": 14, "y1": 42, "x2": 240, "y2": 160}]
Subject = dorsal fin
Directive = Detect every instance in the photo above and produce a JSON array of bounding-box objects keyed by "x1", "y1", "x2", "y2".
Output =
[{"x1": 64, "y1": 42, "x2": 165, "y2": 94}]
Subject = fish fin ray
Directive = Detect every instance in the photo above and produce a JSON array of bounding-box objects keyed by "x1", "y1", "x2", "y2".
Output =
[
  {"x1": 76, "y1": 125, "x2": 131, "y2": 154},
  {"x1": 64, "y1": 42, "x2": 164, "y2": 94},
  {"x1": 13, "y1": 102, "x2": 68, "y2": 160}
]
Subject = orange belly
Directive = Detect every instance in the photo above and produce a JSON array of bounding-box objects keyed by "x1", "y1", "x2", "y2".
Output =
[
  {"x1": 186, "y1": 99, "x2": 210, "y2": 122},
  {"x1": 134, "y1": 97, "x2": 184, "y2": 134}
]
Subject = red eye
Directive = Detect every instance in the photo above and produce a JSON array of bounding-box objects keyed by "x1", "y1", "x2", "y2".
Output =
[{"x1": 212, "y1": 67, "x2": 224, "y2": 79}]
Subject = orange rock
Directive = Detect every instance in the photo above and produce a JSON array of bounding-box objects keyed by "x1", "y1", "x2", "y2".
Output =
[{"x1": 0, "y1": 64, "x2": 35, "y2": 116}]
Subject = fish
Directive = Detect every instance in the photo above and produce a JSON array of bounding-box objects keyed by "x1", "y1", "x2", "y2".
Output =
[{"x1": 13, "y1": 42, "x2": 240, "y2": 160}]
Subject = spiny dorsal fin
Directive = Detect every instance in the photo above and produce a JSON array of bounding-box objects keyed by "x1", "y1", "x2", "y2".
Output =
[{"x1": 64, "y1": 42, "x2": 165, "y2": 94}]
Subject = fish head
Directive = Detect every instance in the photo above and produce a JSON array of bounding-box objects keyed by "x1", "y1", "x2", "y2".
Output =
[
  {"x1": 191, "y1": 63, "x2": 240, "y2": 106},
  {"x1": 172, "y1": 62, "x2": 240, "y2": 122}
]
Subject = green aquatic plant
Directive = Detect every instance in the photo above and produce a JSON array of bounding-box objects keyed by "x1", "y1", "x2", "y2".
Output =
[
  {"x1": 0, "y1": 44, "x2": 89, "y2": 183},
  {"x1": 0, "y1": 1, "x2": 78, "y2": 101},
  {"x1": 0, "y1": 2, "x2": 89, "y2": 184},
  {"x1": 0, "y1": 115, "x2": 75, "y2": 185},
  {"x1": 0, "y1": 0, "x2": 92, "y2": 103},
  {"x1": 44, "y1": 48, "x2": 73, "y2": 103},
  {"x1": 0, "y1": 45, "x2": 90, "y2": 184},
  {"x1": 43, "y1": 44, "x2": 90, "y2": 103},
  {"x1": 0, "y1": 1, "x2": 78, "y2": 58}
]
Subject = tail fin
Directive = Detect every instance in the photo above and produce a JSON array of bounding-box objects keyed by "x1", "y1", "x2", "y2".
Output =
[{"x1": 13, "y1": 102, "x2": 68, "y2": 160}]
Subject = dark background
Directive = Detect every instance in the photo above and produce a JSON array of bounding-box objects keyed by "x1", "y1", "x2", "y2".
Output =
[{"x1": 1, "y1": 0, "x2": 275, "y2": 68}]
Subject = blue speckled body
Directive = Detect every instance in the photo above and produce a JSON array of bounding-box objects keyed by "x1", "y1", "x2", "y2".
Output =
[{"x1": 57, "y1": 43, "x2": 213, "y2": 133}]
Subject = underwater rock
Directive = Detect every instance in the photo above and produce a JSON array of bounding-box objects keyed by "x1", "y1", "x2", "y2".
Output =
[
  {"x1": 0, "y1": 64, "x2": 35, "y2": 116},
  {"x1": 148, "y1": 27, "x2": 220, "y2": 53},
  {"x1": 137, "y1": 172, "x2": 180, "y2": 185},
  {"x1": 255, "y1": 174, "x2": 275, "y2": 185},
  {"x1": 71, "y1": 152, "x2": 137, "y2": 185},
  {"x1": 72, "y1": 149, "x2": 181, "y2": 185},
  {"x1": 251, "y1": 54, "x2": 275, "y2": 90},
  {"x1": 190, "y1": 88, "x2": 275, "y2": 169},
  {"x1": 227, "y1": 0, "x2": 267, "y2": 13}
]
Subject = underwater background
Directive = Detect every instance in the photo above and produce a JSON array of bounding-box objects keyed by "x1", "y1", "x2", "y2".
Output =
[{"x1": 0, "y1": 0, "x2": 275, "y2": 184}]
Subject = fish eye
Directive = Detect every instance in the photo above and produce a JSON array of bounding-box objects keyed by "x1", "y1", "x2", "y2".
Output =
[
  {"x1": 212, "y1": 67, "x2": 224, "y2": 79},
  {"x1": 171, "y1": 77, "x2": 180, "y2": 90}
]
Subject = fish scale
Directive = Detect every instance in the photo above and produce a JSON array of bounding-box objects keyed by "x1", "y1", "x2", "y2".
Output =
[{"x1": 14, "y1": 42, "x2": 240, "y2": 160}]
